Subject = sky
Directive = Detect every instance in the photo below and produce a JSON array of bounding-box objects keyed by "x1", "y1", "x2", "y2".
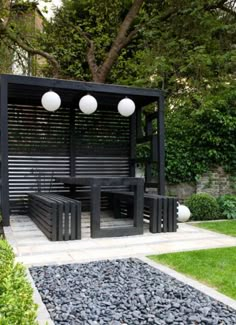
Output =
[{"x1": 38, "y1": 0, "x2": 62, "y2": 19}]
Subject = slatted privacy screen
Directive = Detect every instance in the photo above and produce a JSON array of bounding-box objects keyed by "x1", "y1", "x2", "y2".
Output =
[
  {"x1": 8, "y1": 104, "x2": 131, "y2": 214},
  {"x1": 76, "y1": 157, "x2": 130, "y2": 177},
  {"x1": 8, "y1": 104, "x2": 71, "y2": 155},
  {"x1": 74, "y1": 107, "x2": 130, "y2": 156},
  {"x1": 9, "y1": 156, "x2": 70, "y2": 214}
]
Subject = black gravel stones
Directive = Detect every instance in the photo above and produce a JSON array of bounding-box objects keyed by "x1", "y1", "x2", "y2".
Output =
[{"x1": 30, "y1": 258, "x2": 236, "y2": 325}]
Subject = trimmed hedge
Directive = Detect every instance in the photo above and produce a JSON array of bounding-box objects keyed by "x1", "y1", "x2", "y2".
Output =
[
  {"x1": 185, "y1": 193, "x2": 220, "y2": 221},
  {"x1": 0, "y1": 239, "x2": 38, "y2": 324}
]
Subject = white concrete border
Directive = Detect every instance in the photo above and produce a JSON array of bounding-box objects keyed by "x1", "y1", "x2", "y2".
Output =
[
  {"x1": 140, "y1": 256, "x2": 236, "y2": 311},
  {"x1": 26, "y1": 269, "x2": 54, "y2": 325}
]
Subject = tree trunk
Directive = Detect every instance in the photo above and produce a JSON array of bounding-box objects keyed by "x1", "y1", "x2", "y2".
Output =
[{"x1": 88, "y1": 0, "x2": 144, "y2": 83}]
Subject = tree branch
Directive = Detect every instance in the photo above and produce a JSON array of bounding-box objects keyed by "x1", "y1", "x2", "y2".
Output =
[
  {"x1": 6, "y1": 31, "x2": 61, "y2": 77},
  {"x1": 204, "y1": 0, "x2": 228, "y2": 10},
  {"x1": 219, "y1": 4, "x2": 236, "y2": 17},
  {"x1": 97, "y1": 0, "x2": 145, "y2": 83},
  {"x1": 74, "y1": 26, "x2": 99, "y2": 81},
  {"x1": 124, "y1": 26, "x2": 141, "y2": 46}
]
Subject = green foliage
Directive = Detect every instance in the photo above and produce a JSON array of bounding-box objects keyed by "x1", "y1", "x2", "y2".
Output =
[
  {"x1": 165, "y1": 84, "x2": 236, "y2": 183},
  {"x1": 0, "y1": 239, "x2": 38, "y2": 324},
  {"x1": 217, "y1": 195, "x2": 236, "y2": 219},
  {"x1": 140, "y1": 0, "x2": 236, "y2": 184},
  {"x1": 185, "y1": 193, "x2": 220, "y2": 221},
  {"x1": 40, "y1": 0, "x2": 145, "y2": 82},
  {"x1": 0, "y1": 0, "x2": 44, "y2": 75}
]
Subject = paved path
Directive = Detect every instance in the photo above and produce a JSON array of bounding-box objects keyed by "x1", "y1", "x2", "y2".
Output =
[{"x1": 4, "y1": 215, "x2": 236, "y2": 266}]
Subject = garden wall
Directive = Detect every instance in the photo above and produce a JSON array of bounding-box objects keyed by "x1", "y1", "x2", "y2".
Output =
[{"x1": 165, "y1": 167, "x2": 235, "y2": 201}]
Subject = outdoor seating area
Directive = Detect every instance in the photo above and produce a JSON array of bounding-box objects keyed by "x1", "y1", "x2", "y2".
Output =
[{"x1": 0, "y1": 74, "x2": 177, "y2": 240}]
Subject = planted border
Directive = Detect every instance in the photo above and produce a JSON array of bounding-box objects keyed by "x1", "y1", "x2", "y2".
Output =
[{"x1": 0, "y1": 239, "x2": 38, "y2": 324}]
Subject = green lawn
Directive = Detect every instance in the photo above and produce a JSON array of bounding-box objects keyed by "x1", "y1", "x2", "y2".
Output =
[
  {"x1": 192, "y1": 220, "x2": 236, "y2": 237},
  {"x1": 149, "y1": 247, "x2": 236, "y2": 299}
]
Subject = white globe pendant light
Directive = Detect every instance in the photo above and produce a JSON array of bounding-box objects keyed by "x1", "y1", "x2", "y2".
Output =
[
  {"x1": 118, "y1": 98, "x2": 135, "y2": 117},
  {"x1": 79, "y1": 94, "x2": 97, "y2": 115},
  {"x1": 41, "y1": 90, "x2": 61, "y2": 112}
]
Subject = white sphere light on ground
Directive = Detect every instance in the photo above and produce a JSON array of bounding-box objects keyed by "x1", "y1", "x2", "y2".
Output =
[
  {"x1": 118, "y1": 98, "x2": 135, "y2": 117},
  {"x1": 41, "y1": 90, "x2": 61, "y2": 112},
  {"x1": 177, "y1": 203, "x2": 191, "y2": 222},
  {"x1": 79, "y1": 94, "x2": 98, "y2": 115}
]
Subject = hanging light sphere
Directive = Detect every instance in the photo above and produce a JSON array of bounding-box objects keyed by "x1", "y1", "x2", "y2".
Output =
[
  {"x1": 41, "y1": 90, "x2": 61, "y2": 112},
  {"x1": 118, "y1": 98, "x2": 135, "y2": 117},
  {"x1": 79, "y1": 94, "x2": 97, "y2": 115}
]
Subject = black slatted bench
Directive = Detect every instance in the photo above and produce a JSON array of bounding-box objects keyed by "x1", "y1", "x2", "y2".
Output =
[
  {"x1": 28, "y1": 193, "x2": 81, "y2": 241},
  {"x1": 106, "y1": 191, "x2": 177, "y2": 233}
]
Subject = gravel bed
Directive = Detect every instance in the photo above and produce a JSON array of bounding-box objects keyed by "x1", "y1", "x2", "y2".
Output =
[{"x1": 30, "y1": 258, "x2": 236, "y2": 325}]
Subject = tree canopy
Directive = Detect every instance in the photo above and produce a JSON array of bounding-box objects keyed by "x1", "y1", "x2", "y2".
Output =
[
  {"x1": 1, "y1": 0, "x2": 235, "y2": 183},
  {"x1": 39, "y1": 0, "x2": 236, "y2": 86}
]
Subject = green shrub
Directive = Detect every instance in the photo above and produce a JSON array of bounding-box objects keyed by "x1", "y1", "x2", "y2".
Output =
[
  {"x1": 0, "y1": 239, "x2": 38, "y2": 324},
  {"x1": 185, "y1": 193, "x2": 220, "y2": 221},
  {"x1": 217, "y1": 195, "x2": 236, "y2": 219}
]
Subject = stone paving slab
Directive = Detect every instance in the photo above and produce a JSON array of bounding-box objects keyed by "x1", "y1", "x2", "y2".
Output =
[{"x1": 4, "y1": 215, "x2": 236, "y2": 267}]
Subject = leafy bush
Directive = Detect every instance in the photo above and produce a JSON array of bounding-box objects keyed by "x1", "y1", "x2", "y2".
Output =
[
  {"x1": 185, "y1": 193, "x2": 220, "y2": 221},
  {"x1": 217, "y1": 195, "x2": 236, "y2": 219},
  {"x1": 165, "y1": 85, "x2": 236, "y2": 184},
  {"x1": 0, "y1": 239, "x2": 38, "y2": 324}
]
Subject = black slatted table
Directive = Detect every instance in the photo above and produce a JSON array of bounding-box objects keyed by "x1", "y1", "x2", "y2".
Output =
[{"x1": 55, "y1": 177, "x2": 144, "y2": 238}]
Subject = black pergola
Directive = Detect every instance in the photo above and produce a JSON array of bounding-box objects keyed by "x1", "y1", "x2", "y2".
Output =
[{"x1": 0, "y1": 74, "x2": 166, "y2": 231}]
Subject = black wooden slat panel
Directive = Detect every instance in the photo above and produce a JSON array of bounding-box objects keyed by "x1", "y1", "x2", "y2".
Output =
[
  {"x1": 8, "y1": 104, "x2": 70, "y2": 156},
  {"x1": 76, "y1": 204, "x2": 81, "y2": 239},
  {"x1": 157, "y1": 198, "x2": 162, "y2": 233},
  {"x1": 74, "y1": 106, "x2": 130, "y2": 157},
  {"x1": 8, "y1": 155, "x2": 70, "y2": 213},
  {"x1": 8, "y1": 103, "x2": 130, "y2": 214},
  {"x1": 70, "y1": 203, "x2": 76, "y2": 240},
  {"x1": 167, "y1": 198, "x2": 173, "y2": 231},
  {"x1": 162, "y1": 198, "x2": 168, "y2": 232},
  {"x1": 172, "y1": 198, "x2": 178, "y2": 231}
]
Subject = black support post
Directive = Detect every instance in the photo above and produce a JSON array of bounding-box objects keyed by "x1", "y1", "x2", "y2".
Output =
[
  {"x1": 136, "y1": 106, "x2": 143, "y2": 139},
  {"x1": 130, "y1": 113, "x2": 136, "y2": 177},
  {"x1": 157, "y1": 96, "x2": 165, "y2": 195},
  {"x1": 0, "y1": 77, "x2": 9, "y2": 226},
  {"x1": 70, "y1": 107, "x2": 76, "y2": 176},
  {"x1": 70, "y1": 107, "x2": 76, "y2": 196}
]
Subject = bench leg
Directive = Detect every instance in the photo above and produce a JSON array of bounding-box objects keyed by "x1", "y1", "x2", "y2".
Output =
[
  {"x1": 149, "y1": 200, "x2": 157, "y2": 233},
  {"x1": 126, "y1": 202, "x2": 133, "y2": 219},
  {"x1": 112, "y1": 195, "x2": 122, "y2": 219},
  {"x1": 90, "y1": 183, "x2": 101, "y2": 238}
]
